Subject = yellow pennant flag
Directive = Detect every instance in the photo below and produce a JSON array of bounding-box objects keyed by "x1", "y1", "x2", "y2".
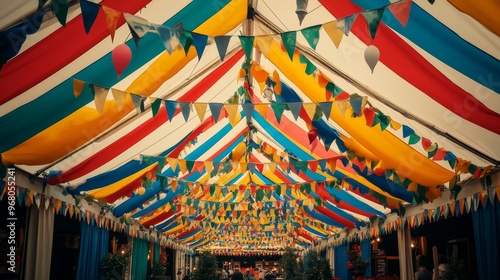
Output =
[
  {"x1": 302, "y1": 103, "x2": 317, "y2": 121},
  {"x1": 73, "y1": 79, "x2": 86, "y2": 98},
  {"x1": 322, "y1": 21, "x2": 344, "y2": 48},
  {"x1": 194, "y1": 103, "x2": 207, "y2": 122}
]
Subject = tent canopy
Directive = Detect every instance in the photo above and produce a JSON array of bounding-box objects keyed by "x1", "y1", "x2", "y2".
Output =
[{"x1": 1, "y1": 0, "x2": 499, "y2": 254}]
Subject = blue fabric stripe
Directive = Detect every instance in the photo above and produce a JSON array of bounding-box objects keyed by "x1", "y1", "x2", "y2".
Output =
[
  {"x1": 304, "y1": 224, "x2": 328, "y2": 238},
  {"x1": 324, "y1": 187, "x2": 386, "y2": 218},
  {"x1": 353, "y1": 0, "x2": 500, "y2": 93},
  {"x1": 0, "y1": 0, "x2": 232, "y2": 153},
  {"x1": 304, "y1": 208, "x2": 345, "y2": 228}
]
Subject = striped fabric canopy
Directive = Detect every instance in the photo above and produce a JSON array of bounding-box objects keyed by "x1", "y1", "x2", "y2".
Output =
[{"x1": 1, "y1": 0, "x2": 499, "y2": 254}]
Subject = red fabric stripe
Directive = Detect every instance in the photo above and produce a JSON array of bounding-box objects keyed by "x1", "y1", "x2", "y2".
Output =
[
  {"x1": 176, "y1": 227, "x2": 198, "y2": 238},
  {"x1": 0, "y1": 0, "x2": 152, "y2": 105},
  {"x1": 104, "y1": 164, "x2": 158, "y2": 203},
  {"x1": 48, "y1": 50, "x2": 244, "y2": 184},
  {"x1": 319, "y1": 0, "x2": 500, "y2": 135},
  {"x1": 142, "y1": 209, "x2": 174, "y2": 228},
  {"x1": 315, "y1": 206, "x2": 355, "y2": 228}
]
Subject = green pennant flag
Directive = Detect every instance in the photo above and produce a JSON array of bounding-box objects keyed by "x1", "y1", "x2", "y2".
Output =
[
  {"x1": 326, "y1": 82, "x2": 342, "y2": 97},
  {"x1": 281, "y1": 31, "x2": 297, "y2": 60},
  {"x1": 270, "y1": 102, "x2": 286, "y2": 123},
  {"x1": 301, "y1": 25, "x2": 321, "y2": 50},
  {"x1": 239, "y1": 36, "x2": 255, "y2": 61},
  {"x1": 210, "y1": 184, "x2": 216, "y2": 196},
  {"x1": 256, "y1": 189, "x2": 264, "y2": 201},
  {"x1": 151, "y1": 98, "x2": 162, "y2": 118},
  {"x1": 52, "y1": 0, "x2": 70, "y2": 26},
  {"x1": 275, "y1": 185, "x2": 282, "y2": 196},
  {"x1": 156, "y1": 157, "x2": 166, "y2": 173},
  {"x1": 299, "y1": 55, "x2": 317, "y2": 75},
  {"x1": 179, "y1": 30, "x2": 194, "y2": 56},
  {"x1": 362, "y1": 8, "x2": 385, "y2": 39},
  {"x1": 408, "y1": 133, "x2": 421, "y2": 145}
]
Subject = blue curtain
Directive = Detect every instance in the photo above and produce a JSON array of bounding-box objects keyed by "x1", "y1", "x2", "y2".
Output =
[
  {"x1": 154, "y1": 243, "x2": 160, "y2": 263},
  {"x1": 361, "y1": 239, "x2": 372, "y2": 277},
  {"x1": 76, "y1": 221, "x2": 109, "y2": 280},
  {"x1": 472, "y1": 197, "x2": 500, "y2": 280},
  {"x1": 334, "y1": 243, "x2": 349, "y2": 280},
  {"x1": 132, "y1": 238, "x2": 149, "y2": 280}
]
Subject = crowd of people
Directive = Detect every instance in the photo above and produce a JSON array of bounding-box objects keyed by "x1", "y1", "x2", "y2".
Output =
[{"x1": 219, "y1": 267, "x2": 279, "y2": 280}]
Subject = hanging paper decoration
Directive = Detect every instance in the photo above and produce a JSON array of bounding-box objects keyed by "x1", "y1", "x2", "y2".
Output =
[
  {"x1": 111, "y1": 44, "x2": 132, "y2": 78},
  {"x1": 364, "y1": 45, "x2": 380, "y2": 73}
]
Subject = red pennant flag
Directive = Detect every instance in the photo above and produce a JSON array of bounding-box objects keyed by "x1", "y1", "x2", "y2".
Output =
[
  {"x1": 388, "y1": 0, "x2": 412, "y2": 27},
  {"x1": 421, "y1": 137, "x2": 432, "y2": 151}
]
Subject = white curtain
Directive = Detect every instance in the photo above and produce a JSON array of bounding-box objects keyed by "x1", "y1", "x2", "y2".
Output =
[
  {"x1": 397, "y1": 224, "x2": 414, "y2": 280},
  {"x1": 24, "y1": 205, "x2": 55, "y2": 280}
]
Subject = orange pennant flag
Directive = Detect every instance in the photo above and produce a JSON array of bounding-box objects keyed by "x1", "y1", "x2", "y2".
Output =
[{"x1": 101, "y1": 6, "x2": 121, "y2": 42}]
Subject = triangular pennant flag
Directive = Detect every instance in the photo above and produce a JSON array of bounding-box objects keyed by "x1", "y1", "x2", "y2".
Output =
[
  {"x1": 194, "y1": 103, "x2": 207, "y2": 122},
  {"x1": 402, "y1": 125, "x2": 414, "y2": 138},
  {"x1": 301, "y1": 25, "x2": 321, "y2": 50},
  {"x1": 281, "y1": 31, "x2": 297, "y2": 60},
  {"x1": 73, "y1": 79, "x2": 86, "y2": 98},
  {"x1": 156, "y1": 25, "x2": 174, "y2": 54},
  {"x1": 239, "y1": 36, "x2": 255, "y2": 61},
  {"x1": 242, "y1": 103, "x2": 254, "y2": 124},
  {"x1": 388, "y1": 0, "x2": 412, "y2": 27},
  {"x1": 179, "y1": 30, "x2": 193, "y2": 55},
  {"x1": 191, "y1": 32, "x2": 208, "y2": 61},
  {"x1": 349, "y1": 93, "x2": 365, "y2": 117},
  {"x1": 164, "y1": 100, "x2": 177, "y2": 121},
  {"x1": 127, "y1": 22, "x2": 142, "y2": 47},
  {"x1": 52, "y1": 0, "x2": 70, "y2": 26},
  {"x1": 270, "y1": 102, "x2": 286, "y2": 123},
  {"x1": 254, "y1": 104, "x2": 268, "y2": 117},
  {"x1": 214, "y1": 36, "x2": 231, "y2": 61},
  {"x1": 337, "y1": 14, "x2": 357, "y2": 36},
  {"x1": 179, "y1": 102, "x2": 191, "y2": 122},
  {"x1": 209, "y1": 103, "x2": 224, "y2": 122},
  {"x1": 111, "y1": 88, "x2": 127, "y2": 111},
  {"x1": 318, "y1": 101, "x2": 332, "y2": 120},
  {"x1": 123, "y1": 13, "x2": 155, "y2": 39},
  {"x1": 299, "y1": 55, "x2": 317, "y2": 75},
  {"x1": 151, "y1": 98, "x2": 162, "y2": 118},
  {"x1": 92, "y1": 84, "x2": 109, "y2": 115},
  {"x1": 322, "y1": 21, "x2": 343, "y2": 48},
  {"x1": 130, "y1": 93, "x2": 145, "y2": 114},
  {"x1": 102, "y1": 6, "x2": 121, "y2": 42},
  {"x1": 302, "y1": 103, "x2": 317, "y2": 120},
  {"x1": 335, "y1": 100, "x2": 349, "y2": 117},
  {"x1": 255, "y1": 35, "x2": 274, "y2": 57},
  {"x1": 79, "y1": 0, "x2": 100, "y2": 34},
  {"x1": 362, "y1": 8, "x2": 385, "y2": 39},
  {"x1": 287, "y1": 102, "x2": 302, "y2": 121},
  {"x1": 225, "y1": 104, "x2": 238, "y2": 126}
]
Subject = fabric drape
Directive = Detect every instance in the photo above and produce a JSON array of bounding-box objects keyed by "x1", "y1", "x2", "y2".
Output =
[
  {"x1": 76, "y1": 221, "x2": 109, "y2": 280},
  {"x1": 131, "y1": 238, "x2": 149, "y2": 280},
  {"x1": 334, "y1": 243, "x2": 348, "y2": 280},
  {"x1": 472, "y1": 197, "x2": 500, "y2": 280},
  {"x1": 361, "y1": 238, "x2": 372, "y2": 277},
  {"x1": 24, "y1": 205, "x2": 55, "y2": 280},
  {"x1": 36, "y1": 205, "x2": 55, "y2": 280},
  {"x1": 397, "y1": 224, "x2": 414, "y2": 280},
  {"x1": 154, "y1": 243, "x2": 160, "y2": 263}
]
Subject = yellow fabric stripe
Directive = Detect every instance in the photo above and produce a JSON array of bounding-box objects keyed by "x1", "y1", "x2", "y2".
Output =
[
  {"x1": 448, "y1": 0, "x2": 500, "y2": 36},
  {"x1": 2, "y1": 0, "x2": 247, "y2": 166},
  {"x1": 164, "y1": 223, "x2": 185, "y2": 235},
  {"x1": 259, "y1": 40, "x2": 454, "y2": 187},
  {"x1": 88, "y1": 163, "x2": 158, "y2": 199}
]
